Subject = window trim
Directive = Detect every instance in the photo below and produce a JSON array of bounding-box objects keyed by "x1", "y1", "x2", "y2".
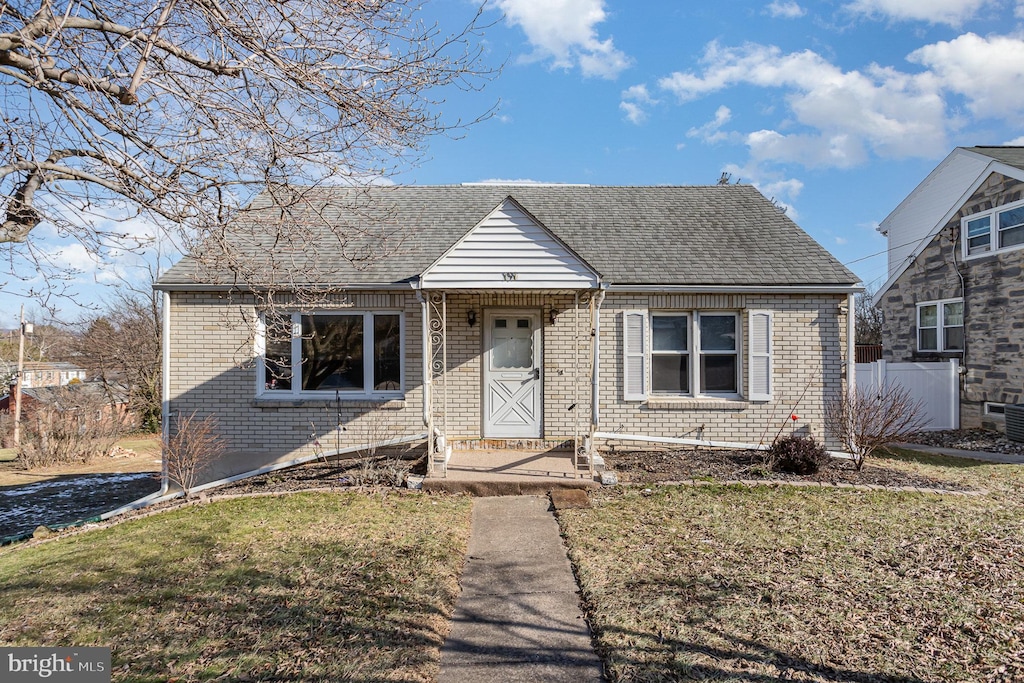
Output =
[
  {"x1": 963, "y1": 197, "x2": 1024, "y2": 258},
  {"x1": 984, "y1": 402, "x2": 1006, "y2": 417},
  {"x1": 256, "y1": 310, "x2": 405, "y2": 399},
  {"x1": 916, "y1": 298, "x2": 963, "y2": 353}
]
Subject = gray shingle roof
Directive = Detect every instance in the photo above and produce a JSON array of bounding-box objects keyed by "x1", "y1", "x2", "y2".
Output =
[
  {"x1": 157, "y1": 185, "x2": 858, "y2": 288},
  {"x1": 965, "y1": 146, "x2": 1024, "y2": 172}
]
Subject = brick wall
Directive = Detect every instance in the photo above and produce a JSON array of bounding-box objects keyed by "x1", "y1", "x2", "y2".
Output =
[
  {"x1": 168, "y1": 289, "x2": 851, "y2": 481},
  {"x1": 879, "y1": 171, "x2": 1024, "y2": 431}
]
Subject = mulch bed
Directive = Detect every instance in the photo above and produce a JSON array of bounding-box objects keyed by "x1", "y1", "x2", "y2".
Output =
[{"x1": 604, "y1": 447, "x2": 974, "y2": 491}]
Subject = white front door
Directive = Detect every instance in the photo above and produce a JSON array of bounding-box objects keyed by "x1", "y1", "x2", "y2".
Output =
[{"x1": 484, "y1": 311, "x2": 542, "y2": 438}]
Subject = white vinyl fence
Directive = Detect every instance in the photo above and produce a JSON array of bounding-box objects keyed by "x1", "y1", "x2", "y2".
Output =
[{"x1": 855, "y1": 359, "x2": 960, "y2": 431}]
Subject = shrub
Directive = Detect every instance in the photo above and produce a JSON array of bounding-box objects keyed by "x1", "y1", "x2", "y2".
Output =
[
  {"x1": 768, "y1": 435, "x2": 829, "y2": 475},
  {"x1": 825, "y1": 385, "x2": 929, "y2": 470},
  {"x1": 164, "y1": 412, "x2": 224, "y2": 496}
]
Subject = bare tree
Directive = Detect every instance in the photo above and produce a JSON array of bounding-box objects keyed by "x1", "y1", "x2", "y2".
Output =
[
  {"x1": 1, "y1": 0, "x2": 492, "y2": 301},
  {"x1": 826, "y1": 385, "x2": 930, "y2": 470},
  {"x1": 855, "y1": 290, "x2": 883, "y2": 345},
  {"x1": 74, "y1": 289, "x2": 161, "y2": 431}
]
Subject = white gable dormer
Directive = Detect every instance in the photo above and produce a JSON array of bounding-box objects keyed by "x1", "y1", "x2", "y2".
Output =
[{"x1": 420, "y1": 197, "x2": 600, "y2": 289}]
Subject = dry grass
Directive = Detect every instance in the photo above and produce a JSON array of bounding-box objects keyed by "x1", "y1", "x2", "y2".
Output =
[
  {"x1": 0, "y1": 492, "x2": 472, "y2": 682},
  {"x1": 559, "y1": 450, "x2": 1024, "y2": 682}
]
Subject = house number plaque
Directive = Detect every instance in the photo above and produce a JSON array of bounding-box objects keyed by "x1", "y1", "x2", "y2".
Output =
[{"x1": 502, "y1": 272, "x2": 518, "y2": 281}]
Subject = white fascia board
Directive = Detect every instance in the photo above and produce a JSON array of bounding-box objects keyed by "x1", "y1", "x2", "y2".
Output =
[
  {"x1": 153, "y1": 282, "x2": 416, "y2": 292},
  {"x1": 874, "y1": 158, "x2": 1024, "y2": 304},
  {"x1": 607, "y1": 284, "x2": 862, "y2": 294}
]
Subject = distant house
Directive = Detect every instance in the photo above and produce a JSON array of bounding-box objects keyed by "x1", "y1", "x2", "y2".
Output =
[
  {"x1": 155, "y1": 185, "x2": 860, "y2": 484},
  {"x1": 0, "y1": 383, "x2": 131, "y2": 425},
  {"x1": 875, "y1": 146, "x2": 1024, "y2": 431},
  {"x1": 19, "y1": 362, "x2": 87, "y2": 388}
]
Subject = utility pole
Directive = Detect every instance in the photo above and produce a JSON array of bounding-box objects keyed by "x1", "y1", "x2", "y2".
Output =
[{"x1": 13, "y1": 305, "x2": 30, "y2": 447}]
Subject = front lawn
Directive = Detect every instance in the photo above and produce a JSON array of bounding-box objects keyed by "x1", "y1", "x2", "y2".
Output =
[
  {"x1": 0, "y1": 492, "x2": 472, "y2": 682},
  {"x1": 559, "y1": 452, "x2": 1024, "y2": 682}
]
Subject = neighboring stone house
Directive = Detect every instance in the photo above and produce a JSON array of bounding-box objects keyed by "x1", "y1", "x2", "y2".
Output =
[
  {"x1": 875, "y1": 146, "x2": 1024, "y2": 432},
  {"x1": 155, "y1": 185, "x2": 860, "y2": 484}
]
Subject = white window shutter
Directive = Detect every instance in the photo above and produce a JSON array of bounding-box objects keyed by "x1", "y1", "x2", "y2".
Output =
[
  {"x1": 748, "y1": 310, "x2": 773, "y2": 401},
  {"x1": 623, "y1": 310, "x2": 648, "y2": 401}
]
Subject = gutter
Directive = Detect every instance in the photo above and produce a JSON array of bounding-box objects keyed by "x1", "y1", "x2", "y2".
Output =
[{"x1": 606, "y1": 284, "x2": 863, "y2": 294}]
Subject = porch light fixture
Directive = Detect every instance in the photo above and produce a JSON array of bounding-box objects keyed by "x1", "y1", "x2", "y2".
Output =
[
  {"x1": 550, "y1": 309, "x2": 559, "y2": 325},
  {"x1": 467, "y1": 310, "x2": 477, "y2": 327}
]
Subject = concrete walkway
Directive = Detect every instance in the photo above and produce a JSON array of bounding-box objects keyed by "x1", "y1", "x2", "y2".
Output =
[
  {"x1": 895, "y1": 442, "x2": 1024, "y2": 465},
  {"x1": 438, "y1": 496, "x2": 603, "y2": 682}
]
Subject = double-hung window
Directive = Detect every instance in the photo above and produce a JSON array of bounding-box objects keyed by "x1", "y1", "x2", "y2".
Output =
[
  {"x1": 259, "y1": 311, "x2": 404, "y2": 397},
  {"x1": 964, "y1": 198, "x2": 1024, "y2": 256},
  {"x1": 644, "y1": 311, "x2": 741, "y2": 398},
  {"x1": 917, "y1": 299, "x2": 963, "y2": 352}
]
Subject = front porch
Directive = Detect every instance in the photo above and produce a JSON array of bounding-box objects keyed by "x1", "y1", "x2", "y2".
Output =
[{"x1": 421, "y1": 447, "x2": 600, "y2": 495}]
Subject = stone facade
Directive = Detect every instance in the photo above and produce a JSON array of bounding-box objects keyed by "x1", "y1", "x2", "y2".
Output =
[
  {"x1": 879, "y1": 171, "x2": 1024, "y2": 431},
  {"x1": 167, "y1": 289, "x2": 851, "y2": 482}
]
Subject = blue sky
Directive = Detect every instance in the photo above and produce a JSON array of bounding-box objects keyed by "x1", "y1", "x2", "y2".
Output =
[{"x1": 5, "y1": 0, "x2": 1024, "y2": 328}]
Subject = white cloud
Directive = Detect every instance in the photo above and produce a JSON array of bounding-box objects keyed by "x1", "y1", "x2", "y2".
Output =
[
  {"x1": 495, "y1": 0, "x2": 632, "y2": 78},
  {"x1": 687, "y1": 105, "x2": 734, "y2": 143},
  {"x1": 766, "y1": 1, "x2": 806, "y2": 18},
  {"x1": 619, "y1": 101, "x2": 645, "y2": 124},
  {"x1": 909, "y1": 33, "x2": 1024, "y2": 120},
  {"x1": 722, "y1": 162, "x2": 804, "y2": 218},
  {"x1": 845, "y1": 0, "x2": 993, "y2": 26},
  {"x1": 835, "y1": 236, "x2": 849, "y2": 245},
  {"x1": 659, "y1": 42, "x2": 950, "y2": 166},
  {"x1": 619, "y1": 84, "x2": 657, "y2": 123},
  {"x1": 1003, "y1": 135, "x2": 1024, "y2": 145},
  {"x1": 1017, "y1": 1, "x2": 1024, "y2": 18}
]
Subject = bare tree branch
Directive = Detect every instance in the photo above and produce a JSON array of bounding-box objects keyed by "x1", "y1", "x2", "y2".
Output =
[{"x1": 1, "y1": 0, "x2": 494, "y2": 300}]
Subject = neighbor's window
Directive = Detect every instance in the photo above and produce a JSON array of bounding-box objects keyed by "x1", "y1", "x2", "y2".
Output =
[
  {"x1": 964, "y1": 198, "x2": 1024, "y2": 256},
  {"x1": 917, "y1": 299, "x2": 963, "y2": 352},
  {"x1": 260, "y1": 312, "x2": 403, "y2": 396}
]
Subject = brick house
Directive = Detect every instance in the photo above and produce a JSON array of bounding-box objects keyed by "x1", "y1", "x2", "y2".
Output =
[
  {"x1": 875, "y1": 146, "x2": 1024, "y2": 432},
  {"x1": 155, "y1": 185, "x2": 859, "y2": 483}
]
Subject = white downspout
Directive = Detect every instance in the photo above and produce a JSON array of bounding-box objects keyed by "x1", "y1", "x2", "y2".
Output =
[
  {"x1": 591, "y1": 287, "x2": 606, "y2": 433},
  {"x1": 159, "y1": 290, "x2": 171, "y2": 496}
]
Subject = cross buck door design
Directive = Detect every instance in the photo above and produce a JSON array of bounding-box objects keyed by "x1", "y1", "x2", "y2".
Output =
[{"x1": 483, "y1": 310, "x2": 542, "y2": 438}]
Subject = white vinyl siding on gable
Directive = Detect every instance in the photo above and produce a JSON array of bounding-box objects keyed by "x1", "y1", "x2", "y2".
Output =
[
  {"x1": 420, "y1": 199, "x2": 599, "y2": 289},
  {"x1": 623, "y1": 310, "x2": 772, "y2": 402}
]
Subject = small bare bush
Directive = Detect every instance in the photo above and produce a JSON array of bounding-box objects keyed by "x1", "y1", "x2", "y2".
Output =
[
  {"x1": 768, "y1": 435, "x2": 829, "y2": 475},
  {"x1": 17, "y1": 386, "x2": 127, "y2": 468},
  {"x1": 826, "y1": 385, "x2": 930, "y2": 470},
  {"x1": 164, "y1": 412, "x2": 224, "y2": 496},
  {"x1": 349, "y1": 411, "x2": 414, "y2": 487}
]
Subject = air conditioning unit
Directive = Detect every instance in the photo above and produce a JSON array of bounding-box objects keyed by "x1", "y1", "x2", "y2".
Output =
[{"x1": 1006, "y1": 404, "x2": 1024, "y2": 443}]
